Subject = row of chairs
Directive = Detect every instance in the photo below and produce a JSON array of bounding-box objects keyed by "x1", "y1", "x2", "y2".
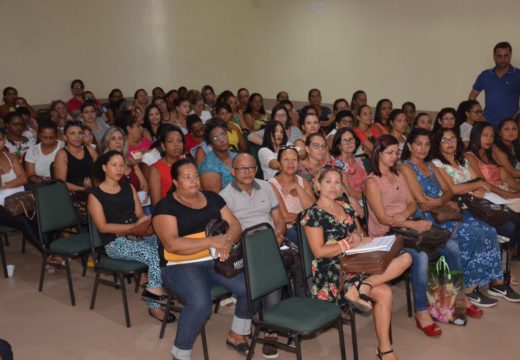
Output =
[{"x1": 5, "y1": 180, "x2": 406, "y2": 359}]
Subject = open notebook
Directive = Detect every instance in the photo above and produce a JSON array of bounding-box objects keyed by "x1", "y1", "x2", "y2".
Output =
[{"x1": 345, "y1": 235, "x2": 396, "y2": 255}]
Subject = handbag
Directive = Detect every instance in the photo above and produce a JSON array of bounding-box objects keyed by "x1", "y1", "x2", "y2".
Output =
[
  {"x1": 206, "y1": 219, "x2": 244, "y2": 278},
  {"x1": 116, "y1": 218, "x2": 154, "y2": 239},
  {"x1": 429, "y1": 204, "x2": 463, "y2": 224},
  {"x1": 458, "y1": 194, "x2": 511, "y2": 226},
  {"x1": 427, "y1": 256, "x2": 466, "y2": 326},
  {"x1": 340, "y1": 235, "x2": 403, "y2": 275},
  {"x1": 391, "y1": 225, "x2": 451, "y2": 257},
  {"x1": 4, "y1": 190, "x2": 36, "y2": 220}
]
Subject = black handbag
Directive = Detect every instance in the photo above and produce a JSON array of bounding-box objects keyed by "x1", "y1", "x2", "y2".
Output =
[
  {"x1": 206, "y1": 219, "x2": 244, "y2": 278},
  {"x1": 458, "y1": 194, "x2": 511, "y2": 226},
  {"x1": 390, "y1": 225, "x2": 452, "y2": 257}
]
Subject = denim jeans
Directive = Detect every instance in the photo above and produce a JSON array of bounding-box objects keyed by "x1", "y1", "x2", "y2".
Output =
[
  {"x1": 404, "y1": 240, "x2": 461, "y2": 312},
  {"x1": 495, "y1": 214, "x2": 520, "y2": 249},
  {"x1": 161, "y1": 260, "x2": 253, "y2": 356}
]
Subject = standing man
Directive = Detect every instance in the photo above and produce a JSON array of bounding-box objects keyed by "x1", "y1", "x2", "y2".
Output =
[{"x1": 469, "y1": 41, "x2": 520, "y2": 127}]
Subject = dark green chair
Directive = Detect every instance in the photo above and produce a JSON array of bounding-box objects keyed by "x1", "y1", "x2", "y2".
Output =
[
  {"x1": 35, "y1": 181, "x2": 92, "y2": 305},
  {"x1": 294, "y1": 216, "x2": 359, "y2": 360},
  {"x1": 0, "y1": 225, "x2": 18, "y2": 278},
  {"x1": 243, "y1": 223, "x2": 346, "y2": 360},
  {"x1": 88, "y1": 215, "x2": 148, "y2": 327}
]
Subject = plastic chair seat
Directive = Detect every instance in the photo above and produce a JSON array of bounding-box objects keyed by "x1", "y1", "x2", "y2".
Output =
[
  {"x1": 263, "y1": 297, "x2": 341, "y2": 333},
  {"x1": 49, "y1": 233, "x2": 91, "y2": 255}
]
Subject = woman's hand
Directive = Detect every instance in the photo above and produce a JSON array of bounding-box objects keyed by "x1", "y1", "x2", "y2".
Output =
[
  {"x1": 136, "y1": 215, "x2": 151, "y2": 225},
  {"x1": 479, "y1": 181, "x2": 491, "y2": 192},
  {"x1": 472, "y1": 189, "x2": 486, "y2": 198},
  {"x1": 446, "y1": 201, "x2": 460, "y2": 211},
  {"x1": 282, "y1": 181, "x2": 300, "y2": 195},
  {"x1": 83, "y1": 177, "x2": 93, "y2": 189},
  {"x1": 412, "y1": 220, "x2": 432, "y2": 232},
  {"x1": 392, "y1": 212, "x2": 407, "y2": 226},
  {"x1": 211, "y1": 234, "x2": 234, "y2": 261},
  {"x1": 346, "y1": 232, "x2": 362, "y2": 248}
]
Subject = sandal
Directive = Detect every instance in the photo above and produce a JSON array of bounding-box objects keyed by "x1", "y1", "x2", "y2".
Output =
[
  {"x1": 344, "y1": 285, "x2": 372, "y2": 313},
  {"x1": 377, "y1": 348, "x2": 394, "y2": 359},
  {"x1": 226, "y1": 339, "x2": 249, "y2": 356}
]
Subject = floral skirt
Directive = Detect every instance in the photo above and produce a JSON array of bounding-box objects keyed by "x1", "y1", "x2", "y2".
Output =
[{"x1": 311, "y1": 257, "x2": 368, "y2": 311}]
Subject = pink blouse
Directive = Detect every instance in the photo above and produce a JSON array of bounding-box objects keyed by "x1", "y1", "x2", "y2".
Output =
[{"x1": 367, "y1": 173, "x2": 409, "y2": 237}]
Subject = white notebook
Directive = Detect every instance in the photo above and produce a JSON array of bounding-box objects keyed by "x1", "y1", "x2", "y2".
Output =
[{"x1": 345, "y1": 235, "x2": 396, "y2": 255}]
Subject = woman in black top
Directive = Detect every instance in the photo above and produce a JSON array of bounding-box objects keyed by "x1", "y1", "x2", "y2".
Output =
[
  {"x1": 88, "y1": 150, "x2": 174, "y2": 323},
  {"x1": 54, "y1": 121, "x2": 98, "y2": 191},
  {"x1": 153, "y1": 159, "x2": 251, "y2": 360}
]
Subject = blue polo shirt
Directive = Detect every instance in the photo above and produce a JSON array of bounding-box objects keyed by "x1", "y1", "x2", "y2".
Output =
[{"x1": 473, "y1": 65, "x2": 520, "y2": 127}]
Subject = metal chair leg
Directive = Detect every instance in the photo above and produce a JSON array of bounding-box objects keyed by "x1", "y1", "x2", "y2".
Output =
[
  {"x1": 213, "y1": 300, "x2": 221, "y2": 314},
  {"x1": 159, "y1": 294, "x2": 174, "y2": 338},
  {"x1": 119, "y1": 273, "x2": 131, "y2": 327},
  {"x1": 350, "y1": 307, "x2": 358, "y2": 360},
  {"x1": 90, "y1": 271, "x2": 101, "y2": 310},
  {"x1": 21, "y1": 234, "x2": 26, "y2": 254},
  {"x1": 294, "y1": 334, "x2": 303, "y2": 360},
  {"x1": 337, "y1": 317, "x2": 347, "y2": 360},
  {"x1": 38, "y1": 254, "x2": 47, "y2": 291},
  {"x1": 246, "y1": 325, "x2": 261, "y2": 360},
  {"x1": 64, "y1": 257, "x2": 76, "y2": 306},
  {"x1": 134, "y1": 273, "x2": 140, "y2": 293},
  {"x1": 201, "y1": 325, "x2": 209, "y2": 360},
  {"x1": 0, "y1": 235, "x2": 7, "y2": 278},
  {"x1": 4, "y1": 234, "x2": 9, "y2": 247}
]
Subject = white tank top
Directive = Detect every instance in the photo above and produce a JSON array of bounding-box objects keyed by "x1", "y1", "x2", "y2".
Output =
[{"x1": 0, "y1": 152, "x2": 25, "y2": 206}]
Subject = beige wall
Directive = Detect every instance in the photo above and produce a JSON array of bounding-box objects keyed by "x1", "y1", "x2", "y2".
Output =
[{"x1": 1, "y1": 0, "x2": 519, "y2": 111}]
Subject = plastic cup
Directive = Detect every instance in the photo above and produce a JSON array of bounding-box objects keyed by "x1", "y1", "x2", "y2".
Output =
[{"x1": 6, "y1": 264, "x2": 15, "y2": 277}]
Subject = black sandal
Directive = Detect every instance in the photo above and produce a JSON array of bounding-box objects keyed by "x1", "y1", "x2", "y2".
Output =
[
  {"x1": 226, "y1": 339, "x2": 249, "y2": 356},
  {"x1": 344, "y1": 286, "x2": 372, "y2": 313},
  {"x1": 358, "y1": 281, "x2": 374, "y2": 304},
  {"x1": 377, "y1": 347, "x2": 394, "y2": 359}
]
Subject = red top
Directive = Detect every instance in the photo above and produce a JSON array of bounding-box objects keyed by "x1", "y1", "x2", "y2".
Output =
[
  {"x1": 67, "y1": 97, "x2": 83, "y2": 115},
  {"x1": 120, "y1": 166, "x2": 141, "y2": 191},
  {"x1": 185, "y1": 133, "x2": 201, "y2": 153},
  {"x1": 153, "y1": 159, "x2": 173, "y2": 199},
  {"x1": 354, "y1": 124, "x2": 388, "y2": 143}
]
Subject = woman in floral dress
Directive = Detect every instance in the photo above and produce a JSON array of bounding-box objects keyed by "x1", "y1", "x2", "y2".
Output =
[{"x1": 302, "y1": 167, "x2": 411, "y2": 360}]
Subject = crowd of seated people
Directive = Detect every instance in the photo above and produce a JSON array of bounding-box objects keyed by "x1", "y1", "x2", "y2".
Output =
[{"x1": 2, "y1": 78, "x2": 520, "y2": 360}]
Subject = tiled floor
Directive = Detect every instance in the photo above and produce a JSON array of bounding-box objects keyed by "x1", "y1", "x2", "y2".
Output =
[{"x1": 1, "y1": 234, "x2": 519, "y2": 359}]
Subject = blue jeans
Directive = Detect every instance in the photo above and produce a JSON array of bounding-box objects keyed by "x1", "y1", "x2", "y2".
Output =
[
  {"x1": 496, "y1": 214, "x2": 520, "y2": 248},
  {"x1": 161, "y1": 260, "x2": 253, "y2": 352},
  {"x1": 404, "y1": 240, "x2": 461, "y2": 312}
]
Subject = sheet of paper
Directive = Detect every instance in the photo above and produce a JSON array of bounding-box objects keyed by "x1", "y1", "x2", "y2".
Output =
[
  {"x1": 345, "y1": 235, "x2": 396, "y2": 255},
  {"x1": 483, "y1": 192, "x2": 511, "y2": 205}
]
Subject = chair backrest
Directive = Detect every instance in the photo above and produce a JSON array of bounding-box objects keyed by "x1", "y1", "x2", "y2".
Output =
[
  {"x1": 295, "y1": 213, "x2": 314, "y2": 296},
  {"x1": 36, "y1": 181, "x2": 80, "y2": 234},
  {"x1": 242, "y1": 223, "x2": 289, "y2": 302},
  {"x1": 87, "y1": 214, "x2": 103, "y2": 264}
]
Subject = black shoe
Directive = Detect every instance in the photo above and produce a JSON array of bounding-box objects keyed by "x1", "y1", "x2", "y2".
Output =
[
  {"x1": 262, "y1": 333, "x2": 279, "y2": 359},
  {"x1": 467, "y1": 288, "x2": 498, "y2": 308},
  {"x1": 487, "y1": 284, "x2": 520, "y2": 302},
  {"x1": 141, "y1": 290, "x2": 169, "y2": 305},
  {"x1": 148, "y1": 309, "x2": 176, "y2": 323}
]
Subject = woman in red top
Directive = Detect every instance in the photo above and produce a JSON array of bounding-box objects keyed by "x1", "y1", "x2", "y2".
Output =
[
  {"x1": 148, "y1": 126, "x2": 185, "y2": 207},
  {"x1": 184, "y1": 114, "x2": 205, "y2": 154},
  {"x1": 354, "y1": 105, "x2": 388, "y2": 156}
]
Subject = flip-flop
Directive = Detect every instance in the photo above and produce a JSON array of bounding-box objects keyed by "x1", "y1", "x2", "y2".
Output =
[
  {"x1": 225, "y1": 339, "x2": 249, "y2": 356},
  {"x1": 148, "y1": 309, "x2": 176, "y2": 323}
]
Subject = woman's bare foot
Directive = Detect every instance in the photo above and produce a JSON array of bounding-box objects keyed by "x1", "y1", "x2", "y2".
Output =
[
  {"x1": 415, "y1": 310, "x2": 434, "y2": 327},
  {"x1": 147, "y1": 287, "x2": 167, "y2": 296}
]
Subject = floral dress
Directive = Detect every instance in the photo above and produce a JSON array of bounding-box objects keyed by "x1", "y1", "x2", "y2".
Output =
[
  {"x1": 301, "y1": 201, "x2": 367, "y2": 310},
  {"x1": 404, "y1": 160, "x2": 503, "y2": 288}
]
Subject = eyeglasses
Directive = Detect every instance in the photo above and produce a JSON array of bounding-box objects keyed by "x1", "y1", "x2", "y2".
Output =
[
  {"x1": 211, "y1": 133, "x2": 227, "y2": 143},
  {"x1": 309, "y1": 143, "x2": 327, "y2": 150},
  {"x1": 470, "y1": 110, "x2": 483, "y2": 114},
  {"x1": 441, "y1": 136, "x2": 457, "y2": 144},
  {"x1": 340, "y1": 138, "x2": 356, "y2": 145},
  {"x1": 274, "y1": 113, "x2": 288, "y2": 119},
  {"x1": 72, "y1": 85, "x2": 84, "y2": 89},
  {"x1": 233, "y1": 165, "x2": 257, "y2": 174}
]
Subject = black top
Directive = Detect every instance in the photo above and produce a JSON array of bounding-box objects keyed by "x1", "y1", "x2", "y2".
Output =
[
  {"x1": 153, "y1": 191, "x2": 226, "y2": 266},
  {"x1": 89, "y1": 181, "x2": 137, "y2": 245},
  {"x1": 65, "y1": 146, "x2": 94, "y2": 186}
]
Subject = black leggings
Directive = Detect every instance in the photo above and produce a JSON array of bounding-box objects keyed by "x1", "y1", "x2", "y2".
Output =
[{"x1": 0, "y1": 206, "x2": 42, "y2": 252}]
